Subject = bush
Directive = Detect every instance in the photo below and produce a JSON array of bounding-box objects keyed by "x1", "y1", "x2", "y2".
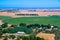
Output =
[
  {"x1": 1, "y1": 23, "x2": 8, "y2": 28},
  {"x1": 8, "y1": 35, "x2": 15, "y2": 39},
  {"x1": 3, "y1": 36, "x2": 8, "y2": 40},
  {"x1": 27, "y1": 24, "x2": 40, "y2": 28},
  {"x1": 19, "y1": 23, "x2": 26, "y2": 27}
]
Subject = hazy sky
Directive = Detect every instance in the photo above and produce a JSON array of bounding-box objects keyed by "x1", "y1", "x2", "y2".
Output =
[{"x1": 0, "y1": 0, "x2": 60, "y2": 8}]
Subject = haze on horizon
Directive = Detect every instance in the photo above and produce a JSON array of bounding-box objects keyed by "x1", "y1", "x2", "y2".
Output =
[{"x1": 0, "y1": 0, "x2": 60, "y2": 8}]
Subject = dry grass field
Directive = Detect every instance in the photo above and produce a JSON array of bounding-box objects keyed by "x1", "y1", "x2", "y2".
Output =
[
  {"x1": 0, "y1": 20, "x2": 3, "y2": 25},
  {"x1": 36, "y1": 32, "x2": 55, "y2": 40},
  {"x1": 0, "y1": 11, "x2": 60, "y2": 18}
]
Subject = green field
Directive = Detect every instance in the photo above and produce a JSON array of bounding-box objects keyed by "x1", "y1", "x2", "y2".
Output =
[{"x1": 0, "y1": 16, "x2": 60, "y2": 27}]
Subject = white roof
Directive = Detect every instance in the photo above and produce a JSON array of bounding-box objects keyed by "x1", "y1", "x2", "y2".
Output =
[
  {"x1": 17, "y1": 31, "x2": 25, "y2": 34},
  {"x1": 39, "y1": 27, "x2": 42, "y2": 29},
  {"x1": 51, "y1": 26, "x2": 54, "y2": 28}
]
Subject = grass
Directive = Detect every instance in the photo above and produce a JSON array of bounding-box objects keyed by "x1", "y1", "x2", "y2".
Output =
[
  {"x1": 0, "y1": 16, "x2": 60, "y2": 27},
  {"x1": 0, "y1": 16, "x2": 11, "y2": 20}
]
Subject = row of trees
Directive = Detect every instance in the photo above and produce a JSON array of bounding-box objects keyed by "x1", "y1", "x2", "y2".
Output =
[
  {"x1": 19, "y1": 23, "x2": 57, "y2": 29},
  {"x1": 18, "y1": 23, "x2": 58, "y2": 29},
  {"x1": 1, "y1": 35, "x2": 44, "y2": 40},
  {"x1": 0, "y1": 23, "x2": 58, "y2": 34},
  {"x1": 1, "y1": 23, "x2": 57, "y2": 29}
]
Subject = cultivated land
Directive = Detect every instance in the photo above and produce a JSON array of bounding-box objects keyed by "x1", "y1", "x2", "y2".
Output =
[
  {"x1": 0, "y1": 9, "x2": 60, "y2": 40},
  {"x1": 0, "y1": 16, "x2": 60, "y2": 27},
  {"x1": 0, "y1": 16, "x2": 60, "y2": 40}
]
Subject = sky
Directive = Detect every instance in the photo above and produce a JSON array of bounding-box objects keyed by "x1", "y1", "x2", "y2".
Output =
[{"x1": 0, "y1": 0, "x2": 60, "y2": 8}]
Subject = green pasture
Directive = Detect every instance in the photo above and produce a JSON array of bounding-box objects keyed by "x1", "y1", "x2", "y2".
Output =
[{"x1": 0, "y1": 16, "x2": 60, "y2": 27}]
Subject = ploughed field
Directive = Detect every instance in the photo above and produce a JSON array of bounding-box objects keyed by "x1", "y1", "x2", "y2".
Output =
[{"x1": 0, "y1": 16, "x2": 60, "y2": 27}]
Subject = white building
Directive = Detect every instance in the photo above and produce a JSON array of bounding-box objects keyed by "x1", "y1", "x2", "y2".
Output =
[
  {"x1": 17, "y1": 31, "x2": 25, "y2": 34},
  {"x1": 51, "y1": 25, "x2": 54, "y2": 28}
]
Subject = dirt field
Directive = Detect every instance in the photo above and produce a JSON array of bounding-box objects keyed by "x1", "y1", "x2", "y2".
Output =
[
  {"x1": 0, "y1": 20, "x2": 3, "y2": 25},
  {"x1": 0, "y1": 11, "x2": 60, "y2": 18},
  {"x1": 36, "y1": 32, "x2": 55, "y2": 40}
]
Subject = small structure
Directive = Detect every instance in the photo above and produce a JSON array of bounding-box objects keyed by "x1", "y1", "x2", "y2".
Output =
[
  {"x1": 17, "y1": 31, "x2": 25, "y2": 34},
  {"x1": 51, "y1": 25, "x2": 54, "y2": 28},
  {"x1": 46, "y1": 25, "x2": 54, "y2": 31},
  {"x1": 39, "y1": 27, "x2": 42, "y2": 30}
]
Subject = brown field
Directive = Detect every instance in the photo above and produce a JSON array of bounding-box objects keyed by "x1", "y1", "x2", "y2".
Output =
[
  {"x1": 0, "y1": 20, "x2": 3, "y2": 25},
  {"x1": 0, "y1": 11, "x2": 60, "y2": 18},
  {"x1": 36, "y1": 32, "x2": 55, "y2": 40}
]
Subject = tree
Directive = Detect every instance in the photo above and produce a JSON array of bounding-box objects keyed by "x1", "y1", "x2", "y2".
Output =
[
  {"x1": 22, "y1": 36, "x2": 44, "y2": 40},
  {"x1": 0, "y1": 31, "x2": 3, "y2": 38},
  {"x1": 3, "y1": 36, "x2": 8, "y2": 40},
  {"x1": 19, "y1": 23, "x2": 26, "y2": 27},
  {"x1": 24, "y1": 28, "x2": 33, "y2": 34},
  {"x1": 2, "y1": 27, "x2": 13, "y2": 33},
  {"x1": 2, "y1": 29, "x2": 7, "y2": 33},
  {"x1": 10, "y1": 24, "x2": 17, "y2": 27},
  {"x1": 34, "y1": 24, "x2": 41, "y2": 28},
  {"x1": 22, "y1": 36, "x2": 29, "y2": 40},
  {"x1": 29, "y1": 35, "x2": 36, "y2": 40},
  {"x1": 41, "y1": 24, "x2": 45, "y2": 28},
  {"x1": 1, "y1": 23, "x2": 8, "y2": 28},
  {"x1": 37, "y1": 37, "x2": 44, "y2": 40},
  {"x1": 0, "y1": 27, "x2": 3, "y2": 38},
  {"x1": 9, "y1": 35, "x2": 15, "y2": 39},
  {"x1": 47, "y1": 24, "x2": 51, "y2": 29},
  {"x1": 27, "y1": 24, "x2": 40, "y2": 29},
  {"x1": 16, "y1": 36, "x2": 22, "y2": 40}
]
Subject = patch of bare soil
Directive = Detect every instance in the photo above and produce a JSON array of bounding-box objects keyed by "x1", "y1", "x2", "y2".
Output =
[
  {"x1": 36, "y1": 32, "x2": 55, "y2": 40},
  {"x1": 0, "y1": 20, "x2": 3, "y2": 25},
  {"x1": 0, "y1": 12, "x2": 60, "y2": 18}
]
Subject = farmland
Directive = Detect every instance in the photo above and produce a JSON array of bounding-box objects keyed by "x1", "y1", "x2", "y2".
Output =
[
  {"x1": 0, "y1": 16, "x2": 60, "y2": 27},
  {"x1": 0, "y1": 16, "x2": 60, "y2": 40}
]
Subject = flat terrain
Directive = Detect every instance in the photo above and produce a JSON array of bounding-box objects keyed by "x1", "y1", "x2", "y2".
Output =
[
  {"x1": 36, "y1": 32, "x2": 55, "y2": 40},
  {"x1": 0, "y1": 12, "x2": 60, "y2": 17},
  {"x1": 0, "y1": 16, "x2": 60, "y2": 40},
  {"x1": 0, "y1": 16, "x2": 60, "y2": 27}
]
